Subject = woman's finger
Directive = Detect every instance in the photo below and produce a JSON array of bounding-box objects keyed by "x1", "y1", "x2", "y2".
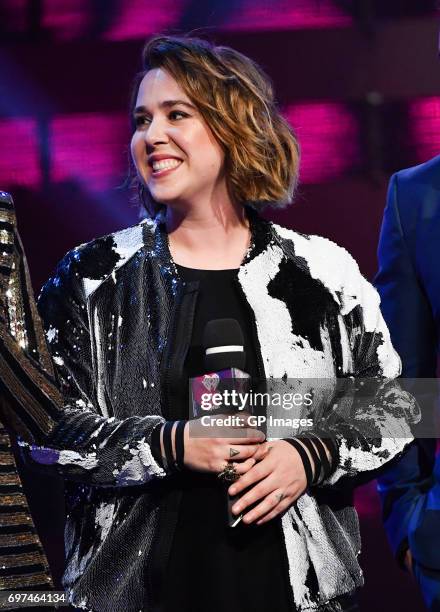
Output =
[
  {"x1": 255, "y1": 494, "x2": 292, "y2": 525},
  {"x1": 217, "y1": 457, "x2": 256, "y2": 477},
  {"x1": 223, "y1": 444, "x2": 259, "y2": 461},
  {"x1": 252, "y1": 442, "x2": 273, "y2": 462},
  {"x1": 255, "y1": 485, "x2": 305, "y2": 524},
  {"x1": 233, "y1": 457, "x2": 256, "y2": 474},
  {"x1": 227, "y1": 456, "x2": 272, "y2": 496},
  {"x1": 242, "y1": 488, "x2": 288, "y2": 524},
  {"x1": 230, "y1": 475, "x2": 275, "y2": 516}
]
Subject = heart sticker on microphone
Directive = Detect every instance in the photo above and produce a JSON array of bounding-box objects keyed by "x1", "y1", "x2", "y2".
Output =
[{"x1": 202, "y1": 373, "x2": 220, "y2": 391}]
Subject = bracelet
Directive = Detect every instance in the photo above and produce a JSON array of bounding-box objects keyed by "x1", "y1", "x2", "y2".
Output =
[
  {"x1": 313, "y1": 427, "x2": 339, "y2": 468},
  {"x1": 160, "y1": 424, "x2": 168, "y2": 470},
  {"x1": 283, "y1": 438, "x2": 313, "y2": 487},
  {"x1": 150, "y1": 422, "x2": 166, "y2": 469},
  {"x1": 163, "y1": 421, "x2": 176, "y2": 472},
  {"x1": 174, "y1": 420, "x2": 186, "y2": 471},
  {"x1": 319, "y1": 433, "x2": 339, "y2": 470},
  {"x1": 296, "y1": 437, "x2": 321, "y2": 485},
  {"x1": 304, "y1": 433, "x2": 331, "y2": 483}
]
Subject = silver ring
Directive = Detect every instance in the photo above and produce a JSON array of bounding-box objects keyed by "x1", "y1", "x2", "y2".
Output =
[{"x1": 218, "y1": 461, "x2": 239, "y2": 482}]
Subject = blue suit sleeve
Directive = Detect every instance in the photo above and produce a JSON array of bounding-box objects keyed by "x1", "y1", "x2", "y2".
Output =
[
  {"x1": 375, "y1": 174, "x2": 437, "y2": 378},
  {"x1": 374, "y1": 172, "x2": 437, "y2": 565}
]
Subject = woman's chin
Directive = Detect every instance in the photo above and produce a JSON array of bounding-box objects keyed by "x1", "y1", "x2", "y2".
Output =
[
  {"x1": 149, "y1": 193, "x2": 189, "y2": 209},
  {"x1": 148, "y1": 188, "x2": 184, "y2": 204}
]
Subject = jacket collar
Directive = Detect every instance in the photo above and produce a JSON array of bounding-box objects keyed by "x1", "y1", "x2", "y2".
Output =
[{"x1": 149, "y1": 203, "x2": 274, "y2": 289}]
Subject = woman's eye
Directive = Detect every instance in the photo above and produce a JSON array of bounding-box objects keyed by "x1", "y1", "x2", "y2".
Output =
[
  {"x1": 169, "y1": 110, "x2": 188, "y2": 120},
  {"x1": 133, "y1": 110, "x2": 189, "y2": 129},
  {"x1": 134, "y1": 115, "x2": 150, "y2": 127}
]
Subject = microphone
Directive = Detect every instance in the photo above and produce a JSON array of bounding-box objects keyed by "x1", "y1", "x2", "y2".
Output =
[
  {"x1": 190, "y1": 318, "x2": 251, "y2": 418},
  {"x1": 189, "y1": 319, "x2": 259, "y2": 527},
  {"x1": 203, "y1": 318, "x2": 246, "y2": 372}
]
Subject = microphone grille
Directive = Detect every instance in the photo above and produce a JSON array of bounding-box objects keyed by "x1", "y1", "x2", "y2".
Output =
[{"x1": 203, "y1": 319, "x2": 244, "y2": 350}]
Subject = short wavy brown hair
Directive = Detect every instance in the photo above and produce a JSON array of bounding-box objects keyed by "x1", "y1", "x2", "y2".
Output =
[{"x1": 129, "y1": 35, "x2": 300, "y2": 216}]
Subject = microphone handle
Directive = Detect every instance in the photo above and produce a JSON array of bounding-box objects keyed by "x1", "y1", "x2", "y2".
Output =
[{"x1": 189, "y1": 365, "x2": 258, "y2": 526}]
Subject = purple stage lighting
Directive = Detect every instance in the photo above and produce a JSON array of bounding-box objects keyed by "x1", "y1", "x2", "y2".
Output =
[
  {"x1": 284, "y1": 102, "x2": 360, "y2": 184},
  {"x1": 408, "y1": 97, "x2": 440, "y2": 164},
  {"x1": 42, "y1": 0, "x2": 90, "y2": 41},
  {"x1": 0, "y1": 119, "x2": 41, "y2": 189},
  {"x1": 104, "y1": 0, "x2": 185, "y2": 41},
  {"x1": 223, "y1": 0, "x2": 352, "y2": 31},
  {"x1": 50, "y1": 113, "x2": 129, "y2": 191}
]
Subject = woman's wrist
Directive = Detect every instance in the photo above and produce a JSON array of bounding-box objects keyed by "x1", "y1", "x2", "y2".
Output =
[
  {"x1": 310, "y1": 432, "x2": 339, "y2": 482},
  {"x1": 151, "y1": 422, "x2": 165, "y2": 468},
  {"x1": 174, "y1": 420, "x2": 186, "y2": 470},
  {"x1": 282, "y1": 438, "x2": 315, "y2": 487},
  {"x1": 282, "y1": 433, "x2": 337, "y2": 486},
  {"x1": 151, "y1": 420, "x2": 187, "y2": 473}
]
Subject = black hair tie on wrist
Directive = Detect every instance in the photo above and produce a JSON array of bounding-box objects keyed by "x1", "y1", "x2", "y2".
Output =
[
  {"x1": 163, "y1": 421, "x2": 176, "y2": 472},
  {"x1": 297, "y1": 436, "x2": 321, "y2": 485},
  {"x1": 306, "y1": 433, "x2": 332, "y2": 482},
  {"x1": 174, "y1": 420, "x2": 186, "y2": 471},
  {"x1": 151, "y1": 422, "x2": 166, "y2": 469},
  {"x1": 317, "y1": 430, "x2": 339, "y2": 468},
  {"x1": 283, "y1": 438, "x2": 313, "y2": 488}
]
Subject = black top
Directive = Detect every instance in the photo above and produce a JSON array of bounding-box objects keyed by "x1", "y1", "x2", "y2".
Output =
[{"x1": 161, "y1": 265, "x2": 294, "y2": 612}]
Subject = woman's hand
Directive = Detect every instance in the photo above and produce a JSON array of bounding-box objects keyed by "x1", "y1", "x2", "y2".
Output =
[
  {"x1": 227, "y1": 440, "x2": 308, "y2": 525},
  {"x1": 183, "y1": 417, "x2": 265, "y2": 475}
]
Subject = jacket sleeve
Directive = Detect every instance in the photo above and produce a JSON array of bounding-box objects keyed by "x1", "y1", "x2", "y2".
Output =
[
  {"x1": 319, "y1": 236, "x2": 417, "y2": 487},
  {"x1": 18, "y1": 246, "x2": 169, "y2": 487},
  {"x1": 374, "y1": 172, "x2": 437, "y2": 563},
  {"x1": 374, "y1": 173, "x2": 437, "y2": 378}
]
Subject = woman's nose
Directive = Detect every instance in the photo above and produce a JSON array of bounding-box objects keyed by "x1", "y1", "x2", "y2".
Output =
[{"x1": 144, "y1": 117, "x2": 168, "y2": 146}]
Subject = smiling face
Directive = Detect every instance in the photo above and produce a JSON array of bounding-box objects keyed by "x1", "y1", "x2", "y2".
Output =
[{"x1": 130, "y1": 68, "x2": 227, "y2": 210}]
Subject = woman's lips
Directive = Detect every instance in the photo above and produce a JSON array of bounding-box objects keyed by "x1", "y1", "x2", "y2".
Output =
[{"x1": 150, "y1": 160, "x2": 183, "y2": 179}]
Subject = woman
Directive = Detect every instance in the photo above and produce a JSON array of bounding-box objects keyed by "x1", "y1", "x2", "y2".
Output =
[
  {"x1": 0, "y1": 191, "x2": 62, "y2": 591},
  {"x1": 20, "y1": 35, "x2": 414, "y2": 611}
]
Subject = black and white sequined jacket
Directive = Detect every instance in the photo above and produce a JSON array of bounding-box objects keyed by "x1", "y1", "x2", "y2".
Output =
[{"x1": 19, "y1": 207, "x2": 414, "y2": 611}]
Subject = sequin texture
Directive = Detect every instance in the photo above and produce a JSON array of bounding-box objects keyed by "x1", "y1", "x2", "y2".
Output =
[{"x1": 21, "y1": 206, "x2": 415, "y2": 611}]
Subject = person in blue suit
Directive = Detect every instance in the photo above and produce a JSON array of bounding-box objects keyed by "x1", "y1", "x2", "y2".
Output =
[{"x1": 375, "y1": 154, "x2": 440, "y2": 611}]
